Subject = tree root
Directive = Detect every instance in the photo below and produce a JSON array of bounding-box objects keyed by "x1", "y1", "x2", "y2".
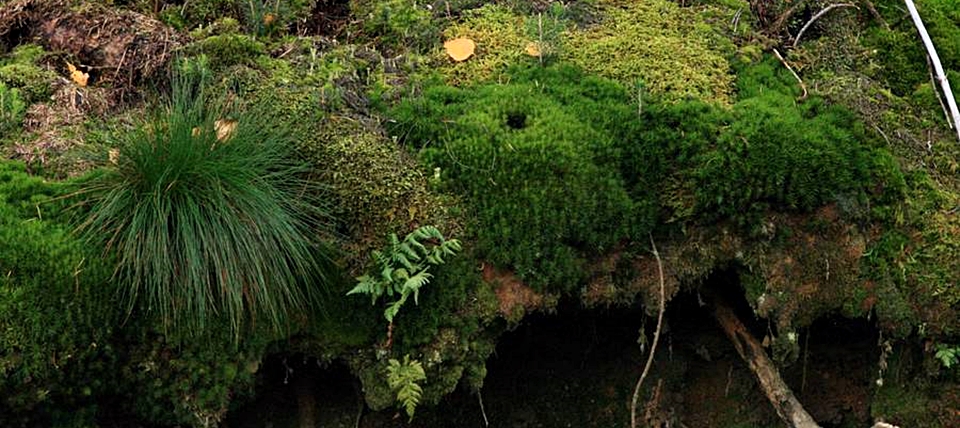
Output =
[
  {"x1": 714, "y1": 298, "x2": 821, "y2": 428},
  {"x1": 630, "y1": 235, "x2": 666, "y2": 428}
]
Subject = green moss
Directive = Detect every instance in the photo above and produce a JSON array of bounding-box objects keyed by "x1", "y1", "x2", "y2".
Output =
[
  {"x1": 0, "y1": 82, "x2": 26, "y2": 135},
  {"x1": 0, "y1": 44, "x2": 56, "y2": 104},
  {"x1": 354, "y1": 0, "x2": 438, "y2": 51},
  {"x1": 438, "y1": 4, "x2": 533, "y2": 85},
  {"x1": 392, "y1": 66, "x2": 641, "y2": 291},
  {"x1": 0, "y1": 162, "x2": 116, "y2": 427},
  {"x1": 186, "y1": 34, "x2": 266, "y2": 70},
  {"x1": 155, "y1": 0, "x2": 242, "y2": 30},
  {"x1": 865, "y1": 0, "x2": 960, "y2": 97},
  {"x1": 564, "y1": 0, "x2": 735, "y2": 104}
]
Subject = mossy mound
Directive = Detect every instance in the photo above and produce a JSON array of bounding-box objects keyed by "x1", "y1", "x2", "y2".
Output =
[
  {"x1": 564, "y1": 0, "x2": 736, "y2": 104},
  {"x1": 392, "y1": 66, "x2": 640, "y2": 292},
  {"x1": 392, "y1": 62, "x2": 900, "y2": 297}
]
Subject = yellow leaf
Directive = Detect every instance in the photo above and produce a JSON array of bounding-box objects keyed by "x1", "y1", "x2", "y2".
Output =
[
  {"x1": 525, "y1": 42, "x2": 541, "y2": 57},
  {"x1": 444, "y1": 38, "x2": 476, "y2": 62},
  {"x1": 215, "y1": 119, "x2": 237, "y2": 142},
  {"x1": 66, "y1": 62, "x2": 89, "y2": 87}
]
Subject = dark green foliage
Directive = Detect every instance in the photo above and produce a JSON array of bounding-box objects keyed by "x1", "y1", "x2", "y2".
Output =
[
  {"x1": 78, "y1": 61, "x2": 332, "y2": 338},
  {"x1": 391, "y1": 66, "x2": 638, "y2": 291},
  {"x1": 112, "y1": 323, "x2": 277, "y2": 426},
  {"x1": 0, "y1": 161, "x2": 117, "y2": 427}
]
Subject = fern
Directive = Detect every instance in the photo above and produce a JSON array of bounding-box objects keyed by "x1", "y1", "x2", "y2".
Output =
[
  {"x1": 347, "y1": 226, "x2": 461, "y2": 322},
  {"x1": 387, "y1": 355, "x2": 427, "y2": 421}
]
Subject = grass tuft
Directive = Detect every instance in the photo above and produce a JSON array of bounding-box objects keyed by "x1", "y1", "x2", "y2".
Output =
[{"x1": 79, "y1": 61, "x2": 332, "y2": 338}]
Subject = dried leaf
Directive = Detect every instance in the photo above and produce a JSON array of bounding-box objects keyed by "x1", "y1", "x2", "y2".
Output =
[
  {"x1": 525, "y1": 42, "x2": 542, "y2": 57},
  {"x1": 215, "y1": 119, "x2": 237, "y2": 142},
  {"x1": 108, "y1": 149, "x2": 120, "y2": 164},
  {"x1": 66, "y1": 62, "x2": 89, "y2": 87},
  {"x1": 444, "y1": 38, "x2": 476, "y2": 62},
  {"x1": 192, "y1": 127, "x2": 202, "y2": 137}
]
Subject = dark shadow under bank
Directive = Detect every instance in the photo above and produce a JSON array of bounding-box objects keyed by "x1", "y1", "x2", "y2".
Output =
[{"x1": 225, "y1": 270, "x2": 880, "y2": 428}]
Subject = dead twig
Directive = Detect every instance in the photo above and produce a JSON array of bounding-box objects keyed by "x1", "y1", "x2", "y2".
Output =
[
  {"x1": 630, "y1": 235, "x2": 666, "y2": 428},
  {"x1": 478, "y1": 390, "x2": 490, "y2": 427},
  {"x1": 772, "y1": 48, "x2": 809, "y2": 101},
  {"x1": 905, "y1": 0, "x2": 960, "y2": 143},
  {"x1": 769, "y1": 0, "x2": 809, "y2": 35},
  {"x1": 792, "y1": 3, "x2": 859, "y2": 48},
  {"x1": 925, "y1": 46, "x2": 954, "y2": 130},
  {"x1": 861, "y1": 0, "x2": 889, "y2": 29}
]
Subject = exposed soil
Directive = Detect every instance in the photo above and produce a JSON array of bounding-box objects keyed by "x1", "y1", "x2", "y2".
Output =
[
  {"x1": 300, "y1": 0, "x2": 352, "y2": 38},
  {"x1": 226, "y1": 271, "x2": 881, "y2": 428}
]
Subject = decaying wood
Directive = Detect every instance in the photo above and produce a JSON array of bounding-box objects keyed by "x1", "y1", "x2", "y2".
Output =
[
  {"x1": 714, "y1": 299, "x2": 821, "y2": 428},
  {"x1": 904, "y1": 0, "x2": 960, "y2": 143},
  {"x1": 630, "y1": 235, "x2": 666, "y2": 428},
  {"x1": 792, "y1": 3, "x2": 860, "y2": 48},
  {"x1": 0, "y1": 0, "x2": 182, "y2": 94}
]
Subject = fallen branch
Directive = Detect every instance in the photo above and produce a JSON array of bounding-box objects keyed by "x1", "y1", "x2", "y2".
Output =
[
  {"x1": 861, "y1": 0, "x2": 889, "y2": 29},
  {"x1": 792, "y1": 3, "x2": 860, "y2": 48},
  {"x1": 905, "y1": 0, "x2": 960, "y2": 142},
  {"x1": 714, "y1": 299, "x2": 820, "y2": 428},
  {"x1": 630, "y1": 235, "x2": 666, "y2": 428},
  {"x1": 772, "y1": 48, "x2": 809, "y2": 101}
]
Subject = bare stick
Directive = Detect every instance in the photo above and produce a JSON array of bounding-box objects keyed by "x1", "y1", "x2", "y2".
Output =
[
  {"x1": 773, "y1": 48, "x2": 809, "y2": 101},
  {"x1": 925, "y1": 42, "x2": 954, "y2": 130},
  {"x1": 630, "y1": 235, "x2": 666, "y2": 428},
  {"x1": 801, "y1": 328, "x2": 811, "y2": 394},
  {"x1": 715, "y1": 299, "x2": 821, "y2": 427},
  {"x1": 478, "y1": 390, "x2": 490, "y2": 427},
  {"x1": 905, "y1": 0, "x2": 960, "y2": 142},
  {"x1": 792, "y1": 3, "x2": 859, "y2": 48},
  {"x1": 861, "y1": 0, "x2": 889, "y2": 29}
]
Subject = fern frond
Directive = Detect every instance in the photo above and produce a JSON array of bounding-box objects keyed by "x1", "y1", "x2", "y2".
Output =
[
  {"x1": 403, "y1": 271, "x2": 433, "y2": 305},
  {"x1": 384, "y1": 294, "x2": 407, "y2": 323},
  {"x1": 387, "y1": 355, "x2": 427, "y2": 421},
  {"x1": 348, "y1": 226, "x2": 461, "y2": 322}
]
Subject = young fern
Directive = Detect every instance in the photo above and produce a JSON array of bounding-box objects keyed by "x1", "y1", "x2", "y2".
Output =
[
  {"x1": 386, "y1": 355, "x2": 427, "y2": 421},
  {"x1": 348, "y1": 225, "x2": 461, "y2": 323}
]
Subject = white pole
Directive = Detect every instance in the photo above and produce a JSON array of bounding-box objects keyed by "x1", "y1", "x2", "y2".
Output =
[{"x1": 905, "y1": 0, "x2": 960, "y2": 143}]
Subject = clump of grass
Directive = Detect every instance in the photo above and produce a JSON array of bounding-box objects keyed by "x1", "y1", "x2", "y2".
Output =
[{"x1": 79, "y1": 61, "x2": 331, "y2": 337}]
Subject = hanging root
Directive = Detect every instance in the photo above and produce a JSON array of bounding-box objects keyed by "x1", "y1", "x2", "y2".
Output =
[{"x1": 630, "y1": 235, "x2": 666, "y2": 428}]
